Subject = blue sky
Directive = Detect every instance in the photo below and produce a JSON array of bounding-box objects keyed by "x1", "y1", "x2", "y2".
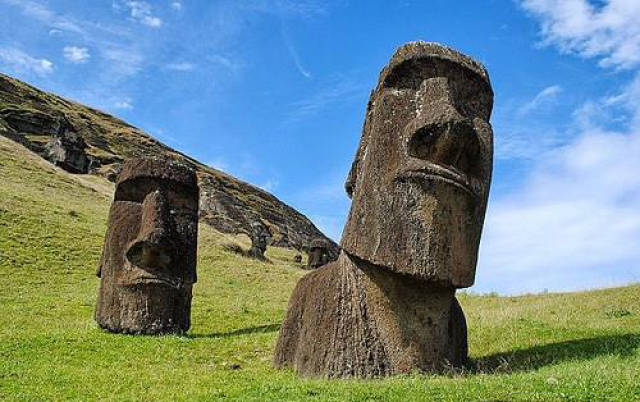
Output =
[{"x1": 1, "y1": 0, "x2": 639, "y2": 294}]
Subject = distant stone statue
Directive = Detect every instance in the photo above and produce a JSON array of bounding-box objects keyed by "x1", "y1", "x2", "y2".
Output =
[
  {"x1": 248, "y1": 220, "x2": 272, "y2": 260},
  {"x1": 293, "y1": 254, "x2": 302, "y2": 264},
  {"x1": 274, "y1": 42, "x2": 494, "y2": 378},
  {"x1": 95, "y1": 158, "x2": 199, "y2": 335},
  {"x1": 306, "y1": 238, "x2": 331, "y2": 269}
]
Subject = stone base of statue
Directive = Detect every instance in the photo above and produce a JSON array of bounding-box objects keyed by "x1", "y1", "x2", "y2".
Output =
[{"x1": 274, "y1": 252, "x2": 467, "y2": 378}]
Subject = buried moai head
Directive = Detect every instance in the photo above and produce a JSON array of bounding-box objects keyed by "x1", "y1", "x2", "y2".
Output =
[
  {"x1": 307, "y1": 238, "x2": 331, "y2": 269},
  {"x1": 248, "y1": 220, "x2": 271, "y2": 260},
  {"x1": 95, "y1": 158, "x2": 199, "y2": 334},
  {"x1": 341, "y1": 42, "x2": 494, "y2": 288}
]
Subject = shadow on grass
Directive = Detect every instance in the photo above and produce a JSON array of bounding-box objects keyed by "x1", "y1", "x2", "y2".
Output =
[
  {"x1": 469, "y1": 333, "x2": 640, "y2": 374},
  {"x1": 188, "y1": 323, "x2": 281, "y2": 339}
]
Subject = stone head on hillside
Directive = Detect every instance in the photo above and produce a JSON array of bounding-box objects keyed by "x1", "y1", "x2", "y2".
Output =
[
  {"x1": 342, "y1": 41, "x2": 493, "y2": 287},
  {"x1": 307, "y1": 238, "x2": 331, "y2": 269},
  {"x1": 275, "y1": 42, "x2": 494, "y2": 378},
  {"x1": 248, "y1": 220, "x2": 272, "y2": 260},
  {"x1": 95, "y1": 158, "x2": 199, "y2": 335}
]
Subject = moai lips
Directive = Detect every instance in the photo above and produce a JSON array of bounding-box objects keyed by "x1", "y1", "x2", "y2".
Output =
[
  {"x1": 275, "y1": 42, "x2": 494, "y2": 377},
  {"x1": 95, "y1": 158, "x2": 199, "y2": 335}
]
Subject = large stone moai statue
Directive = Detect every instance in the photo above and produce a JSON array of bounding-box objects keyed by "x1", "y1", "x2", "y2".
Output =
[
  {"x1": 95, "y1": 158, "x2": 199, "y2": 335},
  {"x1": 274, "y1": 42, "x2": 493, "y2": 378}
]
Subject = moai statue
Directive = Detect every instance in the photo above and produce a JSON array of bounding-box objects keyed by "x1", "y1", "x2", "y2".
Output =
[
  {"x1": 274, "y1": 42, "x2": 493, "y2": 378},
  {"x1": 248, "y1": 220, "x2": 271, "y2": 260},
  {"x1": 95, "y1": 158, "x2": 199, "y2": 335},
  {"x1": 293, "y1": 254, "x2": 303, "y2": 264},
  {"x1": 306, "y1": 238, "x2": 331, "y2": 269}
]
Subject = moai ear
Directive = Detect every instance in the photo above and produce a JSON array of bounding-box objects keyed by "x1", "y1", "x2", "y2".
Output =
[{"x1": 345, "y1": 90, "x2": 375, "y2": 199}]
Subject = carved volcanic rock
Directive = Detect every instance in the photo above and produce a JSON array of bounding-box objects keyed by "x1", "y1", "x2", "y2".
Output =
[
  {"x1": 0, "y1": 73, "x2": 338, "y2": 255},
  {"x1": 96, "y1": 158, "x2": 199, "y2": 334},
  {"x1": 274, "y1": 253, "x2": 468, "y2": 377},
  {"x1": 275, "y1": 41, "x2": 494, "y2": 378}
]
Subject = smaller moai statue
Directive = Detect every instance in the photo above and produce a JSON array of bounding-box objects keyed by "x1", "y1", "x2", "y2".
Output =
[
  {"x1": 293, "y1": 254, "x2": 303, "y2": 264},
  {"x1": 248, "y1": 220, "x2": 272, "y2": 260},
  {"x1": 306, "y1": 238, "x2": 331, "y2": 269},
  {"x1": 95, "y1": 158, "x2": 199, "y2": 335}
]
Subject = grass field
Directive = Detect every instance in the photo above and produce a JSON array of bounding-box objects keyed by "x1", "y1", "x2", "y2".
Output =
[{"x1": 0, "y1": 135, "x2": 639, "y2": 401}]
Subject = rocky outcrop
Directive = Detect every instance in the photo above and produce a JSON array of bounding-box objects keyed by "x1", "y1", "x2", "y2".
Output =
[{"x1": 0, "y1": 73, "x2": 338, "y2": 255}]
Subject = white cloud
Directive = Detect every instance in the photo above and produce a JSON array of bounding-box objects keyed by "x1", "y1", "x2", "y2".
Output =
[
  {"x1": 477, "y1": 74, "x2": 640, "y2": 294},
  {"x1": 520, "y1": 0, "x2": 640, "y2": 69},
  {"x1": 118, "y1": 1, "x2": 163, "y2": 28},
  {"x1": 0, "y1": 47, "x2": 54, "y2": 76},
  {"x1": 170, "y1": 1, "x2": 183, "y2": 11},
  {"x1": 63, "y1": 46, "x2": 90, "y2": 64},
  {"x1": 517, "y1": 85, "x2": 563, "y2": 115},
  {"x1": 284, "y1": 76, "x2": 364, "y2": 125},
  {"x1": 1, "y1": 0, "x2": 84, "y2": 34},
  {"x1": 165, "y1": 62, "x2": 195, "y2": 71},
  {"x1": 208, "y1": 54, "x2": 242, "y2": 74},
  {"x1": 101, "y1": 47, "x2": 144, "y2": 78},
  {"x1": 114, "y1": 98, "x2": 134, "y2": 109},
  {"x1": 259, "y1": 179, "x2": 279, "y2": 192},
  {"x1": 281, "y1": 23, "x2": 311, "y2": 78}
]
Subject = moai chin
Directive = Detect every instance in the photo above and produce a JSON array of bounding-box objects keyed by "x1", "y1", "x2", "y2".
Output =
[
  {"x1": 274, "y1": 42, "x2": 493, "y2": 378},
  {"x1": 95, "y1": 158, "x2": 199, "y2": 335}
]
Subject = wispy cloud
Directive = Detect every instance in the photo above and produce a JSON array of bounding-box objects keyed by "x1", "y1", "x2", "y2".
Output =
[
  {"x1": 63, "y1": 46, "x2": 90, "y2": 64},
  {"x1": 0, "y1": 47, "x2": 53, "y2": 76},
  {"x1": 116, "y1": 1, "x2": 163, "y2": 28},
  {"x1": 284, "y1": 76, "x2": 364, "y2": 125},
  {"x1": 101, "y1": 47, "x2": 144, "y2": 78},
  {"x1": 1, "y1": 0, "x2": 84, "y2": 34},
  {"x1": 517, "y1": 85, "x2": 563, "y2": 116},
  {"x1": 165, "y1": 62, "x2": 195, "y2": 71},
  {"x1": 281, "y1": 22, "x2": 311, "y2": 78},
  {"x1": 170, "y1": 1, "x2": 183, "y2": 11},
  {"x1": 114, "y1": 98, "x2": 134, "y2": 110},
  {"x1": 520, "y1": 0, "x2": 640, "y2": 69},
  {"x1": 242, "y1": 0, "x2": 328, "y2": 19}
]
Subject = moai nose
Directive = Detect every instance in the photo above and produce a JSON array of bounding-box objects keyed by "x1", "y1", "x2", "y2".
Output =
[
  {"x1": 126, "y1": 190, "x2": 175, "y2": 271},
  {"x1": 404, "y1": 77, "x2": 479, "y2": 174}
]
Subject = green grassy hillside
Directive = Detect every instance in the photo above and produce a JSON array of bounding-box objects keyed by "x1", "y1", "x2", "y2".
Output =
[{"x1": 0, "y1": 136, "x2": 638, "y2": 401}]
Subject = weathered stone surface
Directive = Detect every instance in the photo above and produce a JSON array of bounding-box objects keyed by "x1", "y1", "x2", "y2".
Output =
[
  {"x1": 306, "y1": 238, "x2": 331, "y2": 269},
  {"x1": 95, "y1": 158, "x2": 199, "y2": 335},
  {"x1": 0, "y1": 72, "x2": 338, "y2": 258},
  {"x1": 248, "y1": 220, "x2": 272, "y2": 260},
  {"x1": 275, "y1": 42, "x2": 493, "y2": 377}
]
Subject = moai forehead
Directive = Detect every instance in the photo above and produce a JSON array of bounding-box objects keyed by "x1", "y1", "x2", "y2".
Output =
[
  {"x1": 341, "y1": 41, "x2": 494, "y2": 288},
  {"x1": 116, "y1": 158, "x2": 198, "y2": 193}
]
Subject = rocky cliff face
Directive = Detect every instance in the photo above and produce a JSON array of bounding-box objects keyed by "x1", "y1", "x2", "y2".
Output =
[{"x1": 0, "y1": 73, "x2": 339, "y2": 256}]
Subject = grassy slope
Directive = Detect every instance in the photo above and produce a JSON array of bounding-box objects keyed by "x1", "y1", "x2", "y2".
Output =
[{"x1": 0, "y1": 136, "x2": 638, "y2": 401}]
